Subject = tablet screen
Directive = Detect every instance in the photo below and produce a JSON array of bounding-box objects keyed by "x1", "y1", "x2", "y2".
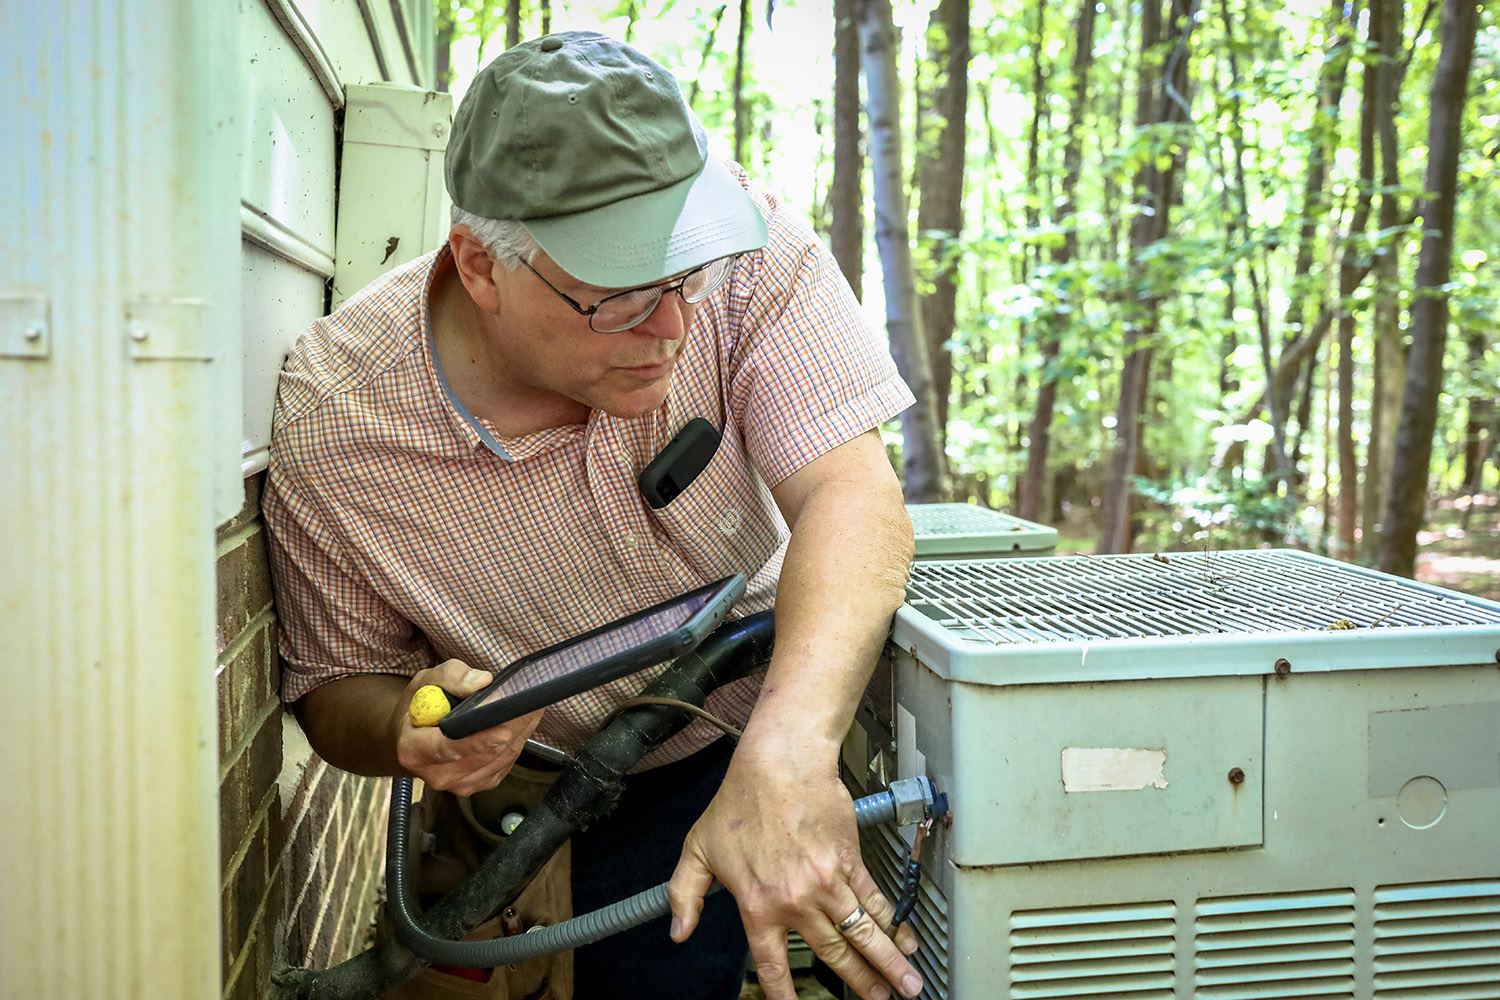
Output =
[
  {"x1": 437, "y1": 574, "x2": 747, "y2": 738},
  {"x1": 467, "y1": 586, "x2": 721, "y2": 709}
]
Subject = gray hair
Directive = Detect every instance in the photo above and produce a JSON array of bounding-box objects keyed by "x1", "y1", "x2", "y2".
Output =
[{"x1": 450, "y1": 205, "x2": 543, "y2": 269}]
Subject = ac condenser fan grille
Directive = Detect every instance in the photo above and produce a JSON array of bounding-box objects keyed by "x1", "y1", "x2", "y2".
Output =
[
  {"x1": 906, "y1": 550, "x2": 1500, "y2": 644},
  {"x1": 860, "y1": 822, "x2": 950, "y2": 999},
  {"x1": 1010, "y1": 900, "x2": 1176, "y2": 998},
  {"x1": 909, "y1": 504, "x2": 1036, "y2": 535},
  {"x1": 1373, "y1": 879, "x2": 1500, "y2": 997},
  {"x1": 1194, "y1": 889, "x2": 1357, "y2": 999}
]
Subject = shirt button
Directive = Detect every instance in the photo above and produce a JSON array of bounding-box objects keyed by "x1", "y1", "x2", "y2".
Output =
[{"x1": 624, "y1": 532, "x2": 639, "y2": 548}]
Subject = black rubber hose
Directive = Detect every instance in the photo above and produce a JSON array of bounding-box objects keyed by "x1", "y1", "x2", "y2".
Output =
[
  {"x1": 388, "y1": 781, "x2": 925, "y2": 966},
  {"x1": 271, "y1": 610, "x2": 775, "y2": 1000}
]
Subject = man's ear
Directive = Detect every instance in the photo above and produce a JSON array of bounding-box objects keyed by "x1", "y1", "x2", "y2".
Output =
[{"x1": 449, "y1": 225, "x2": 502, "y2": 314}]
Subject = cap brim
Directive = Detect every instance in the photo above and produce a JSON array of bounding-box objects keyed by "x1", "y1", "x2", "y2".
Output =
[{"x1": 525, "y1": 156, "x2": 770, "y2": 288}]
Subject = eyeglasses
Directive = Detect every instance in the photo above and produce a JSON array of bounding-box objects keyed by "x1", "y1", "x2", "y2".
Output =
[{"x1": 518, "y1": 255, "x2": 737, "y2": 333}]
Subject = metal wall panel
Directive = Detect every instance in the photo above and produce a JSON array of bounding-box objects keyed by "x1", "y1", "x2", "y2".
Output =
[
  {"x1": 332, "y1": 82, "x2": 452, "y2": 309},
  {"x1": 240, "y1": 0, "x2": 338, "y2": 474},
  {"x1": 0, "y1": 2, "x2": 239, "y2": 997},
  {"x1": 238, "y1": 0, "x2": 438, "y2": 474},
  {"x1": 241, "y1": 244, "x2": 332, "y2": 471}
]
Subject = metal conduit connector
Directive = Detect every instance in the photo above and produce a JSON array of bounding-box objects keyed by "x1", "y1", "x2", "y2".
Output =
[{"x1": 851, "y1": 775, "x2": 937, "y2": 829}]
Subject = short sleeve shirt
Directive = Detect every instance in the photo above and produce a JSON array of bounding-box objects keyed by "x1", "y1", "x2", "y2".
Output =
[{"x1": 264, "y1": 171, "x2": 914, "y2": 766}]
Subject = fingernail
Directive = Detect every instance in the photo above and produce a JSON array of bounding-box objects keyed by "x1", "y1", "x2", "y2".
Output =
[
  {"x1": 669, "y1": 916, "x2": 683, "y2": 939},
  {"x1": 900, "y1": 937, "x2": 918, "y2": 955},
  {"x1": 872, "y1": 987, "x2": 890, "y2": 1000},
  {"x1": 902, "y1": 974, "x2": 923, "y2": 996}
]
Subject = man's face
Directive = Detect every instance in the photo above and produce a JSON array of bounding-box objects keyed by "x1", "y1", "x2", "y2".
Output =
[{"x1": 489, "y1": 253, "x2": 700, "y2": 420}]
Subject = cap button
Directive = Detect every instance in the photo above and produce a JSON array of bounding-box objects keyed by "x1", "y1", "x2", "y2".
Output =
[{"x1": 539, "y1": 36, "x2": 564, "y2": 52}]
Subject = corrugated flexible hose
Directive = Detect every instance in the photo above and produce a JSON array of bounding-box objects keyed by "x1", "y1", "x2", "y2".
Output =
[{"x1": 387, "y1": 765, "x2": 935, "y2": 966}]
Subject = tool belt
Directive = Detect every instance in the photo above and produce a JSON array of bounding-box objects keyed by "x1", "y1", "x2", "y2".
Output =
[{"x1": 384, "y1": 759, "x2": 573, "y2": 1000}]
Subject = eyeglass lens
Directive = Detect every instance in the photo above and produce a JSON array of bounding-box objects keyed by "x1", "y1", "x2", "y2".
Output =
[{"x1": 591, "y1": 256, "x2": 735, "y2": 333}]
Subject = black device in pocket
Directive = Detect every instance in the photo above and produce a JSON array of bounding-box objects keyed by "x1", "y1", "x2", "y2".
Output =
[{"x1": 637, "y1": 417, "x2": 722, "y2": 509}]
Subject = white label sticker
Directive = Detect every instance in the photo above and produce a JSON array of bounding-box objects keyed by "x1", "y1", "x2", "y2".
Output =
[{"x1": 1061, "y1": 747, "x2": 1168, "y2": 792}]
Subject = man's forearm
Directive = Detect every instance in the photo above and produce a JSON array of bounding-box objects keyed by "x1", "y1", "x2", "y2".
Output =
[
  {"x1": 745, "y1": 461, "x2": 912, "y2": 757},
  {"x1": 292, "y1": 673, "x2": 409, "y2": 777}
]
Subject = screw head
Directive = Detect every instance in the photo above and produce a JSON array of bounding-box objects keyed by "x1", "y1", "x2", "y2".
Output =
[
  {"x1": 1228, "y1": 767, "x2": 1246, "y2": 785},
  {"x1": 1274, "y1": 657, "x2": 1292, "y2": 676}
]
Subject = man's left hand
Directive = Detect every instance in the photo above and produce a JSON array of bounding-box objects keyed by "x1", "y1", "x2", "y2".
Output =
[{"x1": 666, "y1": 740, "x2": 923, "y2": 1000}]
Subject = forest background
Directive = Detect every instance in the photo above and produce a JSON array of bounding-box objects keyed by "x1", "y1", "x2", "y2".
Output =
[{"x1": 435, "y1": 0, "x2": 1499, "y2": 597}]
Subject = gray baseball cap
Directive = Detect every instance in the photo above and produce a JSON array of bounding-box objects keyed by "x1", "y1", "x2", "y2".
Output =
[{"x1": 446, "y1": 31, "x2": 769, "y2": 287}]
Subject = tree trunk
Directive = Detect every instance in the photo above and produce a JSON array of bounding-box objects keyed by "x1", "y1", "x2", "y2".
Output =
[
  {"x1": 1377, "y1": 0, "x2": 1479, "y2": 577},
  {"x1": 1336, "y1": 0, "x2": 1380, "y2": 558},
  {"x1": 1266, "y1": 0, "x2": 1352, "y2": 490},
  {"x1": 1219, "y1": 0, "x2": 1276, "y2": 475},
  {"x1": 435, "y1": 3, "x2": 455, "y2": 91},
  {"x1": 540, "y1": 0, "x2": 550, "y2": 36},
  {"x1": 506, "y1": 0, "x2": 521, "y2": 48},
  {"x1": 830, "y1": 0, "x2": 864, "y2": 300},
  {"x1": 686, "y1": 5, "x2": 730, "y2": 108},
  {"x1": 857, "y1": 0, "x2": 949, "y2": 501},
  {"x1": 733, "y1": 0, "x2": 751, "y2": 163},
  {"x1": 1016, "y1": 3, "x2": 1047, "y2": 434},
  {"x1": 1362, "y1": 0, "x2": 1407, "y2": 558},
  {"x1": 1098, "y1": 0, "x2": 1194, "y2": 554},
  {"x1": 915, "y1": 0, "x2": 970, "y2": 442},
  {"x1": 1461, "y1": 328, "x2": 1493, "y2": 492},
  {"x1": 1020, "y1": 0, "x2": 1096, "y2": 522},
  {"x1": 622, "y1": 1, "x2": 638, "y2": 44}
]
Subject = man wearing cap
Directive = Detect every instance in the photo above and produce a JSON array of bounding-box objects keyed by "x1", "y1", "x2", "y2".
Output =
[{"x1": 266, "y1": 30, "x2": 922, "y2": 1000}]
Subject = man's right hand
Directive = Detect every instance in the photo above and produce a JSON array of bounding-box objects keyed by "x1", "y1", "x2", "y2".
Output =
[{"x1": 390, "y1": 659, "x2": 543, "y2": 796}]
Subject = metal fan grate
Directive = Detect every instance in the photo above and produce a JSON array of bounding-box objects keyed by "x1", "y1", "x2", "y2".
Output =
[
  {"x1": 905, "y1": 550, "x2": 1500, "y2": 645},
  {"x1": 906, "y1": 503, "x2": 1057, "y2": 558},
  {"x1": 909, "y1": 503, "x2": 1040, "y2": 536}
]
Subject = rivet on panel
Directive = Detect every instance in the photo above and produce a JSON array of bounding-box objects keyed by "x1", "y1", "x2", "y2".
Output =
[
  {"x1": 128, "y1": 321, "x2": 150, "y2": 342},
  {"x1": 1274, "y1": 657, "x2": 1291, "y2": 677},
  {"x1": 1227, "y1": 767, "x2": 1245, "y2": 785},
  {"x1": 23, "y1": 323, "x2": 44, "y2": 342}
]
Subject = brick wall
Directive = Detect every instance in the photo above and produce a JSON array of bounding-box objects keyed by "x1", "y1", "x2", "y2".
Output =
[{"x1": 217, "y1": 473, "x2": 389, "y2": 1000}]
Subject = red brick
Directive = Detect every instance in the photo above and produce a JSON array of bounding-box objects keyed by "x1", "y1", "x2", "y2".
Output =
[
  {"x1": 221, "y1": 879, "x2": 239, "y2": 985},
  {"x1": 219, "y1": 751, "x2": 252, "y2": 872},
  {"x1": 247, "y1": 708, "x2": 283, "y2": 805},
  {"x1": 218, "y1": 625, "x2": 269, "y2": 763},
  {"x1": 216, "y1": 528, "x2": 274, "y2": 650}
]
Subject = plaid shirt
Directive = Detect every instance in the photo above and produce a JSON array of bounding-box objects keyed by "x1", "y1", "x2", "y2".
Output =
[{"x1": 264, "y1": 176, "x2": 914, "y2": 766}]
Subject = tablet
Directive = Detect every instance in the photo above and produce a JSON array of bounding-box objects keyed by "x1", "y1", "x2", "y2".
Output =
[{"x1": 437, "y1": 573, "x2": 748, "y2": 739}]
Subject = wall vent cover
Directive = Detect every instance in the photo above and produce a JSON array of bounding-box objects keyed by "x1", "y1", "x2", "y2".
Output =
[
  {"x1": 1373, "y1": 879, "x2": 1500, "y2": 998},
  {"x1": 1194, "y1": 889, "x2": 1357, "y2": 999},
  {"x1": 905, "y1": 550, "x2": 1500, "y2": 645},
  {"x1": 1009, "y1": 900, "x2": 1176, "y2": 999}
]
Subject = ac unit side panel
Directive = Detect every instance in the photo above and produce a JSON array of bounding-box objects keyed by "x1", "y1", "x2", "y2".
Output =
[
  {"x1": 877, "y1": 666, "x2": 1500, "y2": 999},
  {"x1": 929, "y1": 673, "x2": 1265, "y2": 866}
]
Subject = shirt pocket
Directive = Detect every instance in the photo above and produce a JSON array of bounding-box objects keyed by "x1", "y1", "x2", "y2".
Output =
[{"x1": 646, "y1": 425, "x2": 785, "y2": 584}]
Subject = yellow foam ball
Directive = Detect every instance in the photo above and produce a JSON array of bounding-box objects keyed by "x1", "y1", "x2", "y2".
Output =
[{"x1": 409, "y1": 685, "x2": 453, "y2": 727}]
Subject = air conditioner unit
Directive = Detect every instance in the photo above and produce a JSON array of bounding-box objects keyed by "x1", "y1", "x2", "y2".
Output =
[
  {"x1": 843, "y1": 550, "x2": 1500, "y2": 1000},
  {"x1": 907, "y1": 503, "x2": 1058, "y2": 559}
]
